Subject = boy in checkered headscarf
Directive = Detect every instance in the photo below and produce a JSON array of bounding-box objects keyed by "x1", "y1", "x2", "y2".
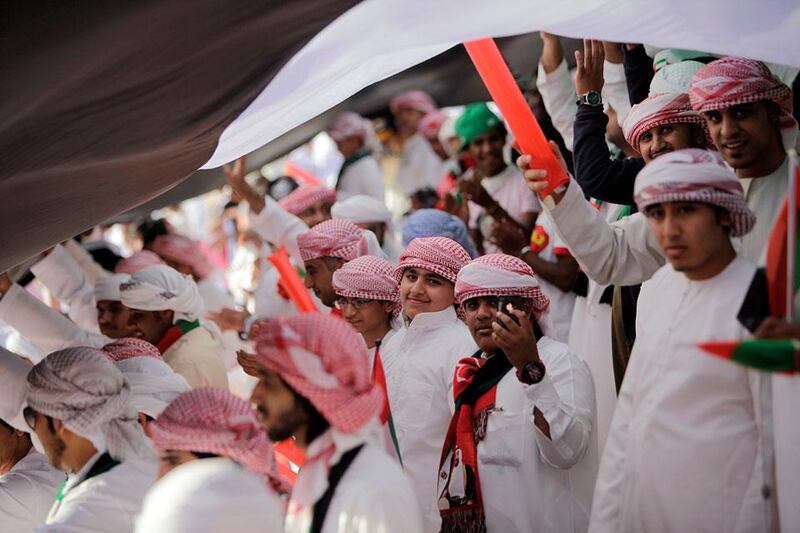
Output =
[
  {"x1": 250, "y1": 313, "x2": 422, "y2": 533},
  {"x1": 436, "y1": 253, "x2": 595, "y2": 533}
]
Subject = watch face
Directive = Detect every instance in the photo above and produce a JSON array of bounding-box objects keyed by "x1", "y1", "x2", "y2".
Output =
[{"x1": 587, "y1": 91, "x2": 601, "y2": 105}]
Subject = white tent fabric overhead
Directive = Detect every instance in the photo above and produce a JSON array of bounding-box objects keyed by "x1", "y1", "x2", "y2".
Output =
[{"x1": 203, "y1": 0, "x2": 800, "y2": 169}]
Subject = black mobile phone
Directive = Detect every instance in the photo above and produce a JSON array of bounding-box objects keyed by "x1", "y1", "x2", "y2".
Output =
[{"x1": 496, "y1": 297, "x2": 520, "y2": 330}]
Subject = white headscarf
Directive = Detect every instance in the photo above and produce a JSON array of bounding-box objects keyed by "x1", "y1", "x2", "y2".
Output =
[
  {"x1": 115, "y1": 357, "x2": 190, "y2": 418},
  {"x1": 135, "y1": 458, "x2": 285, "y2": 533},
  {"x1": 94, "y1": 273, "x2": 131, "y2": 302},
  {"x1": 26, "y1": 347, "x2": 153, "y2": 461},
  {"x1": 119, "y1": 265, "x2": 204, "y2": 322},
  {"x1": 331, "y1": 195, "x2": 393, "y2": 225}
]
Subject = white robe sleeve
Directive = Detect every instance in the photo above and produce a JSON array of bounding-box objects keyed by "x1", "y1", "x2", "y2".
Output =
[
  {"x1": 587, "y1": 338, "x2": 641, "y2": 533},
  {"x1": 62, "y1": 239, "x2": 109, "y2": 285},
  {"x1": 248, "y1": 196, "x2": 309, "y2": 265},
  {"x1": 602, "y1": 61, "x2": 631, "y2": 124},
  {"x1": 1, "y1": 475, "x2": 51, "y2": 533},
  {"x1": 524, "y1": 341, "x2": 594, "y2": 469},
  {"x1": 0, "y1": 284, "x2": 109, "y2": 354},
  {"x1": 544, "y1": 178, "x2": 664, "y2": 286},
  {"x1": 536, "y1": 60, "x2": 577, "y2": 151},
  {"x1": 30, "y1": 245, "x2": 99, "y2": 333}
]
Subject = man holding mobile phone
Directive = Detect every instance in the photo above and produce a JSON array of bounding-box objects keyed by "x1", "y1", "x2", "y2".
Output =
[{"x1": 437, "y1": 253, "x2": 596, "y2": 533}]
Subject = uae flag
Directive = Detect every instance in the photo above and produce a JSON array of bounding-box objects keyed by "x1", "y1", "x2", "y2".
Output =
[
  {"x1": 766, "y1": 150, "x2": 800, "y2": 318},
  {"x1": 698, "y1": 339, "x2": 799, "y2": 374}
]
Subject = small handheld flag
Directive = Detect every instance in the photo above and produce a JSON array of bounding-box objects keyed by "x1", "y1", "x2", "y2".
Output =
[{"x1": 699, "y1": 339, "x2": 798, "y2": 374}]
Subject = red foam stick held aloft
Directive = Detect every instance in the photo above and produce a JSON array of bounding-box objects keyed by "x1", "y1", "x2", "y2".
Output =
[
  {"x1": 464, "y1": 38, "x2": 569, "y2": 202},
  {"x1": 267, "y1": 246, "x2": 318, "y2": 313},
  {"x1": 283, "y1": 160, "x2": 323, "y2": 187}
]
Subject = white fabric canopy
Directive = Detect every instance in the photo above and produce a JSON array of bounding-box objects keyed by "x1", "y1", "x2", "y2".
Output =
[{"x1": 203, "y1": 0, "x2": 800, "y2": 168}]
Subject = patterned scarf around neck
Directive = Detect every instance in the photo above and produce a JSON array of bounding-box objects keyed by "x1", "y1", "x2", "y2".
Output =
[{"x1": 437, "y1": 350, "x2": 512, "y2": 533}]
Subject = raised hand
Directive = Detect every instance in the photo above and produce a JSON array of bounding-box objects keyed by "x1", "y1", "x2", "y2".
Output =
[{"x1": 574, "y1": 39, "x2": 605, "y2": 95}]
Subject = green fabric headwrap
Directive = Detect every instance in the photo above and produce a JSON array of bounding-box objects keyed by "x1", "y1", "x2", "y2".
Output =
[{"x1": 455, "y1": 102, "x2": 504, "y2": 150}]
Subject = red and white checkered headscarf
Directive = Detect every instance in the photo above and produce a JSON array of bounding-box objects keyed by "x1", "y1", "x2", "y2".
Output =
[
  {"x1": 278, "y1": 185, "x2": 337, "y2": 216},
  {"x1": 253, "y1": 314, "x2": 382, "y2": 434},
  {"x1": 297, "y1": 219, "x2": 384, "y2": 262},
  {"x1": 114, "y1": 250, "x2": 164, "y2": 275},
  {"x1": 151, "y1": 234, "x2": 212, "y2": 280},
  {"x1": 394, "y1": 236, "x2": 471, "y2": 284},
  {"x1": 103, "y1": 337, "x2": 162, "y2": 361},
  {"x1": 326, "y1": 111, "x2": 370, "y2": 141},
  {"x1": 623, "y1": 92, "x2": 712, "y2": 153},
  {"x1": 634, "y1": 148, "x2": 756, "y2": 237},
  {"x1": 690, "y1": 57, "x2": 797, "y2": 149},
  {"x1": 149, "y1": 387, "x2": 290, "y2": 495},
  {"x1": 455, "y1": 254, "x2": 550, "y2": 309},
  {"x1": 390, "y1": 90, "x2": 437, "y2": 115},
  {"x1": 418, "y1": 110, "x2": 448, "y2": 140},
  {"x1": 455, "y1": 254, "x2": 551, "y2": 334},
  {"x1": 332, "y1": 256, "x2": 400, "y2": 317}
]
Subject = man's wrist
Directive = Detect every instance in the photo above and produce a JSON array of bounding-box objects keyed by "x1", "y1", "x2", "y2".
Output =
[
  {"x1": 576, "y1": 90, "x2": 603, "y2": 107},
  {"x1": 516, "y1": 358, "x2": 546, "y2": 384}
]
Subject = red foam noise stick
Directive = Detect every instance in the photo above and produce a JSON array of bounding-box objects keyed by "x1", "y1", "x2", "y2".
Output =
[
  {"x1": 267, "y1": 246, "x2": 318, "y2": 313},
  {"x1": 283, "y1": 161, "x2": 323, "y2": 187},
  {"x1": 464, "y1": 38, "x2": 569, "y2": 206}
]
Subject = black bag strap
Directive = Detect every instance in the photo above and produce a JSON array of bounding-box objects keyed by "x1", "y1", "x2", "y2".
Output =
[{"x1": 309, "y1": 444, "x2": 365, "y2": 533}]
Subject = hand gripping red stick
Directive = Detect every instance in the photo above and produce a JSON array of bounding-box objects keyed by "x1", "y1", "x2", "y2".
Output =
[
  {"x1": 464, "y1": 38, "x2": 569, "y2": 207},
  {"x1": 267, "y1": 246, "x2": 318, "y2": 313}
]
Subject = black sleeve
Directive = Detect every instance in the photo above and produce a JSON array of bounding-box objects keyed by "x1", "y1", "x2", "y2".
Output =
[
  {"x1": 572, "y1": 104, "x2": 644, "y2": 205},
  {"x1": 622, "y1": 44, "x2": 653, "y2": 106}
]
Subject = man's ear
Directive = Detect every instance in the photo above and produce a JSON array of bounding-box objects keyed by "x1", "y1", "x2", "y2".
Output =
[
  {"x1": 381, "y1": 301, "x2": 395, "y2": 315},
  {"x1": 693, "y1": 125, "x2": 707, "y2": 147},
  {"x1": 719, "y1": 210, "x2": 733, "y2": 233},
  {"x1": 765, "y1": 101, "x2": 782, "y2": 127}
]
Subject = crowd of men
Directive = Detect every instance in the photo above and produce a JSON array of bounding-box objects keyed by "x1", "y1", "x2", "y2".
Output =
[{"x1": 1, "y1": 34, "x2": 799, "y2": 533}]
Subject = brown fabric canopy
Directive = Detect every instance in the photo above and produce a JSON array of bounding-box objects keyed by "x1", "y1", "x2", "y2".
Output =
[{"x1": 0, "y1": 1, "x2": 358, "y2": 271}]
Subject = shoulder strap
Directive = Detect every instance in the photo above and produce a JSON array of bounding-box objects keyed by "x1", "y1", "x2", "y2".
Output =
[{"x1": 309, "y1": 444, "x2": 365, "y2": 533}]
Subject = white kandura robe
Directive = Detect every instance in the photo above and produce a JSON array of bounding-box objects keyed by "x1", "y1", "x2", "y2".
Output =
[
  {"x1": 30, "y1": 244, "x2": 100, "y2": 333},
  {"x1": 0, "y1": 283, "x2": 109, "y2": 355},
  {"x1": 36, "y1": 451, "x2": 157, "y2": 533},
  {"x1": 381, "y1": 306, "x2": 477, "y2": 533},
  {"x1": 249, "y1": 195, "x2": 309, "y2": 266},
  {"x1": 566, "y1": 202, "x2": 627, "y2": 457},
  {"x1": 544, "y1": 160, "x2": 795, "y2": 531},
  {"x1": 336, "y1": 154, "x2": 385, "y2": 201},
  {"x1": 454, "y1": 337, "x2": 595, "y2": 533},
  {"x1": 395, "y1": 133, "x2": 443, "y2": 197},
  {"x1": 589, "y1": 257, "x2": 772, "y2": 533},
  {"x1": 162, "y1": 325, "x2": 229, "y2": 389},
  {"x1": 1, "y1": 448, "x2": 64, "y2": 533},
  {"x1": 284, "y1": 430, "x2": 423, "y2": 533}
]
